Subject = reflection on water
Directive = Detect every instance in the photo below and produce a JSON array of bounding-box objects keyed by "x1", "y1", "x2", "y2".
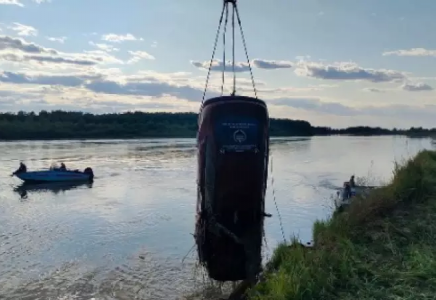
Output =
[
  {"x1": 13, "y1": 181, "x2": 94, "y2": 200},
  {"x1": 0, "y1": 136, "x2": 434, "y2": 300}
]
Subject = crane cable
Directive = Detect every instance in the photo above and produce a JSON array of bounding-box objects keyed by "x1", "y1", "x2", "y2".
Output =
[{"x1": 200, "y1": 0, "x2": 258, "y2": 109}]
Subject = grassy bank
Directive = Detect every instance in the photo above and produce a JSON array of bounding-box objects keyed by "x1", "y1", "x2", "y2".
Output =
[{"x1": 250, "y1": 150, "x2": 436, "y2": 300}]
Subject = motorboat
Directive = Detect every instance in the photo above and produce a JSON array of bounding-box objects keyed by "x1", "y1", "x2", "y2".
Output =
[
  {"x1": 335, "y1": 182, "x2": 376, "y2": 210},
  {"x1": 12, "y1": 162, "x2": 94, "y2": 183}
]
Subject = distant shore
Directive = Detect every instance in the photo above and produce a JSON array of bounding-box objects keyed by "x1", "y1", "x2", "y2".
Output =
[{"x1": 1, "y1": 110, "x2": 435, "y2": 140}]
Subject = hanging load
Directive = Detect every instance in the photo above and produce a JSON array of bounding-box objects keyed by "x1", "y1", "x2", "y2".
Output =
[
  {"x1": 195, "y1": 95, "x2": 269, "y2": 281},
  {"x1": 194, "y1": 0, "x2": 270, "y2": 282}
]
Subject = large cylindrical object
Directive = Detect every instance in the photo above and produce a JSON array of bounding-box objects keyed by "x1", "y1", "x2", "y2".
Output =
[{"x1": 195, "y1": 95, "x2": 269, "y2": 281}]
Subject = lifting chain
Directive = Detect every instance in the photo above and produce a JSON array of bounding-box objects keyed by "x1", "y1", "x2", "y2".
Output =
[{"x1": 200, "y1": 0, "x2": 258, "y2": 111}]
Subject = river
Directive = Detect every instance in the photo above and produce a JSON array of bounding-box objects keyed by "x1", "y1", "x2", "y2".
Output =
[{"x1": 0, "y1": 136, "x2": 433, "y2": 300}]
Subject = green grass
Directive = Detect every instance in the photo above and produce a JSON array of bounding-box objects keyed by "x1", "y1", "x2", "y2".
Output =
[{"x1": 250, "y1": 150, "x2": 436, "y2": 300}]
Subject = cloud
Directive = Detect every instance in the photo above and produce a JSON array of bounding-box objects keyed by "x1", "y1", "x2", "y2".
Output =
[
  {"x1": 294, "y1": 61, "x2": 405, "y2": 82},
  {"x1": 0, "y1": 71, "x2": 102, "y2": 86},
  {"x1": 32, "y1": 0, "x2": 51, "y2": 3},
  {"x1": 192, "y1": 59, "x2": 406, "y2": 84},
  {"x1": 8, "y1": 23, "x2": 38, "y2": 36},
  {"x1": 81, "y1": 50, "x2": 123, "y2": 65},
  {"x1": 85, "y1": 80, "x2": 213, "y2": 100},
  {"x1": 383, "y1": 48, "x2": 436, "y2": 57},
  {"x1": 363, "y1": 87, "x2": 386, "y2": 93},
  {"x1": 268, "y1": 97, "x2": 436, "y2": 120},
  {"x1": 101, "y1": 33, "x2": 143, "y2": 43},
  {"x1": 47, "y1": 36, "x2": 67, "y2": 43},
  {"x1": 252, "y1": 59, "x2": 292, "y2": 69},
  {"x1": 191, "y1": 58, "x2": 293, "y2": 72},
  {"x1": 0, "y1": 52, "x2": 98, "y2": 66},
  {"x1": 191, "y1": 59, "x2": 249, "y2": 72},
  {"x1": 269, "y1": 97, "x2": 357, "y2": 116},
  {"x1": 0, "y1": 70, "x2": 218, "y2": 101},
  {"x1": 89, "y1": 41, "x2": 119, "y2": 52},
  {"x1": 0, "y1": 0, "x2": 23, "y2": 6},
  {"x1": 0, "y1": 35, "x2": 56, "y2": 54},
  {"x1": 0, "y1": 35, "x2": 123, "y2": 67},
  {"x1": 0, "y1": 88, "x2": 183, "y2": 113},
  {"x1": 151, "y1": 41, "x2": 158, "y2": 48},
  {"x1": 239, "y1": 84, "x2": 334, "y2": 94},
  {"x1": 401, "y1": 82, "x2": 433, "y2": 92},
  {"x1": 127, "y1": 51, "x2": 155, "y2": 64}
]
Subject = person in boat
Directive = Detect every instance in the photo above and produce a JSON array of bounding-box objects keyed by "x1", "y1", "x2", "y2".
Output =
[
  {"x1": 14, "y1": 162, "x2": 27, "y2": 175},
  {"x1": 60, "y1": 162, "x2": 67, "y2": 171},
  {"x1": 343, "y1": 181, "x2": 351, "y2": 200},
  {"x1": 349, "y1": 175, "x2": 356, "y2": 188}
]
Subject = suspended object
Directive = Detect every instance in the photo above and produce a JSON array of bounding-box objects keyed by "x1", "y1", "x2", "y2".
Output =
[{"x1": 195, "y1": 0, "x2": 270, "y2": 282}]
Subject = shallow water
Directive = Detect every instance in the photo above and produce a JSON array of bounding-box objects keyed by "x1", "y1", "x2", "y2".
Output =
[{"x1": 0, "y1": 136, "x2": 433, "y2": 300}]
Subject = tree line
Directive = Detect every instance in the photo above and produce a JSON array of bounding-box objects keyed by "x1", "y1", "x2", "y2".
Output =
[{"x1": 0, "y1": 110, "x2": 434, "y2": 140}]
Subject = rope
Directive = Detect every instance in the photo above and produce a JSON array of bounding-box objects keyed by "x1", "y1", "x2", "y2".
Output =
[
  {"x1": 200, "y1": 0, "x2": 258, "y2": 105},
  {"x1": 221, "y1": 4, "x2": 229, "y2": 96},
  {"x1": 201, "y1": 2, "x2": 226, "y2": 107},
  {"x1": 231, "y1": 4, "x2": 236, "y2": 95},
  {"x1": 270, "y1": 155, "x2": 287, "y2": 243},
  {"x1": 234, "y1": 3, "x2": 258, "y2": 99}
]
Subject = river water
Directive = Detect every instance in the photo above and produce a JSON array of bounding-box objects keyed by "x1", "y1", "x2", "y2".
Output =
[{"x1": 0, "y1": 136, "x2": 433, "y2": 300}]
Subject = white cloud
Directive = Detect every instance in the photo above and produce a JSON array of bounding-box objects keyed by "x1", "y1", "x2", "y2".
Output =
[
  {"x1": 268, "y1": 97, "x2": 436, "y2": 121},
  {"x1": 252, "y1": 59, "x2": 293, "y2": 69},
  {"x1": 0, "y1": 0, "x2": 23, "y2": 7},
  {"x1": 294, "y1": 61, "x2": 406, "y2": 83},
  {"x1": 8, "y1": 23, "x2": 38, "y2": 36},
  {"x1": 127, "y1": 50, "x2": 155, "y2": 64},
  {"x1": 0, "y1": 35, "x2": 123, "y2": 67},
  {"x1": 191, "y1": 58, "x2": 293, "y2": 72},
  {"x1": 191, "y1": 59, "x2": 407, "y2": 84},
  {"x1": 401, "y1": 82, "x2": 433, "y2": 92},
  {"x1": 32, "y1": 0, "x2": 51, "y2": 3},
  {"x1": 0, "y1": 52, "x2": 99, "y2": 66},
  {"x1": 151, "y1": 41, "x2": 158, "y2": 48},
  {"x1": 383, "y1": 48, "x2": 436, "y2": 57},
  {"x1": 0, "y1": 35, "x2": 56, "y2": 54},
  {"x1": 89, "y1": 41, "x2": 119, "y2": 52},
  {"x1": 101, "y1": 33, "x2": 143, "y2": 43},
  {"x1": 363, "y1": 87, "x2": 386, "y2": 93},
  {"x1": 46, "y1": 36, "x2": 67, "y2": 43}
]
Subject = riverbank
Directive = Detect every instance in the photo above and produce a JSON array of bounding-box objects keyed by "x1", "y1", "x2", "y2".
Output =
[{"x1": 250, "y1": 150, "x2": 436, "y2": 300}]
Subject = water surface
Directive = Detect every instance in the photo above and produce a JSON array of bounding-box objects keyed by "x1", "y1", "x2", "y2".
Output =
[{"x1": 0, "y1": 136, "x2": 433, "y2": 299}]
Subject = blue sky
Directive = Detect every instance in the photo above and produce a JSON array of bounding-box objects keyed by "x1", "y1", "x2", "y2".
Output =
[{"x1": 1, "y1": 0, "x2": 436, "y2": 128}]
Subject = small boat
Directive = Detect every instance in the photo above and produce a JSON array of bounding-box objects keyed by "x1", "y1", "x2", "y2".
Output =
[
  {"x1": 12, "y1": 162, "x2": 94, "y2": 183},
  {"x1": 335, "y1": 182, "x2": 376, "y2": 210}
]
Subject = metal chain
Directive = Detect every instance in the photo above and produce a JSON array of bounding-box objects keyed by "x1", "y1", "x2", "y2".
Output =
[
  {"x1": 221, "y1": 4, "x2": 229, "y2": 96},
  {"x1": 231, "y1": 4, "x2": 236, "y2": 95},
  {"x1": 234, "y1": 3, "x2": 258, "y2": 99},
  {"x1": 270, "y1": 155, "x2": 286, "y2": 243},
  {"x1": 200, "y1": 0, "x2": 258, "y2": 106},
  {"x1": 200, "y1": 2, "x2": 226, "y2": 107}
]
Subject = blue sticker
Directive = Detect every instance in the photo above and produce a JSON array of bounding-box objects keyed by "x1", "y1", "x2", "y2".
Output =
[{"x1": 215, "y1": 116, "x2": 259, "y2": 152}]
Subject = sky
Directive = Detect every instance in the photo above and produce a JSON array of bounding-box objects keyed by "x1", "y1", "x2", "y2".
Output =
[{"x1": 0, "y1": 0, "x2": 436, "y2": 129}]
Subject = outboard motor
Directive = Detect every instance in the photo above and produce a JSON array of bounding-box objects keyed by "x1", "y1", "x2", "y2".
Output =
[
  {"x1": 83, "y1": 167, "x2": 94, "y2": 181},
  {"x1": 195, "y1": 95, "x2": 270, "y2": 281}
]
